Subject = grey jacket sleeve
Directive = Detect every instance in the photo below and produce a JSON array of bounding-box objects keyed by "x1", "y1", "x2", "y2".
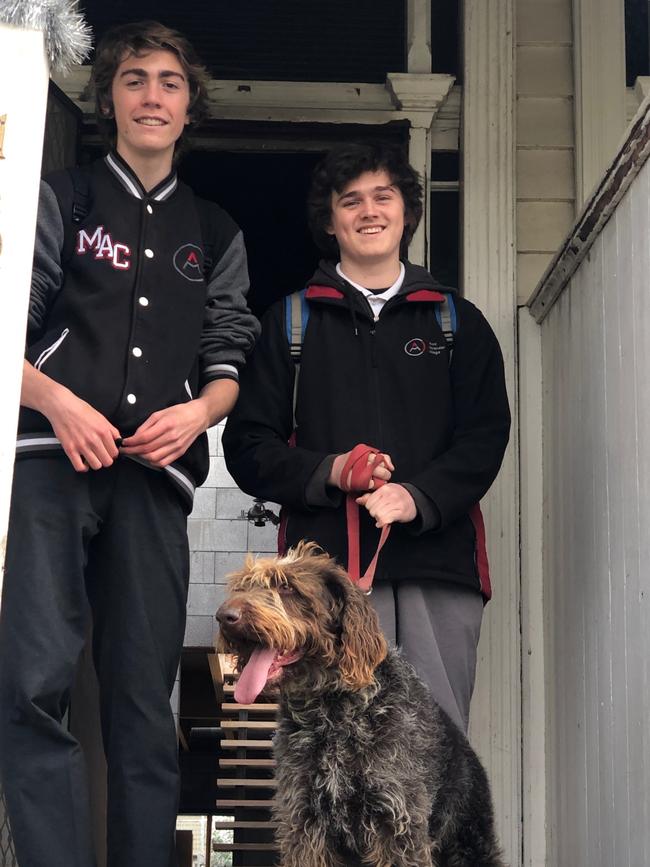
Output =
[
  {"x1": 28, "y1": 181, "x2": 65, "y2": 339},
  {"x1": 200, "y1": 229, "x2": 260, "y2": 386}
]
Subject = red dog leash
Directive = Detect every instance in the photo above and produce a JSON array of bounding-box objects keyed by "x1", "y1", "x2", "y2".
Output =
[{"x1": 339, "y1": 444, "x2": 391, "y2": 593}]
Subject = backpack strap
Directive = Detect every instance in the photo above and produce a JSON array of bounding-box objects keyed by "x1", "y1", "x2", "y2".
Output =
[
  {"x1": 284, "y1": 289, "x2": 310, "y2": 429},
  {"x1": 44, "y1": 167, "x2": 92, "y2": 266},
  {"x1": 434, "y1": 291, "x2": 457, "y2": 363},
  {"x1": 69, "y1": 167, "x2": 91, "y2": 226},
  {"x1": 286, "y1": 289, "x2": 309, "y2": 361}
]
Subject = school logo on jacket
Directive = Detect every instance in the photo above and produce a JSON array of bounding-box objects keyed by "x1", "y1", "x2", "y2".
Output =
[
  {"x1": 173, "y1": 244, "x2": 204, "y2": 282},
  {"x1": 405, "y1": 338, "x2": 426, "y2": 356},
  {"x1": 76, "y1": 226, "x2": 131, "y2": 270}
]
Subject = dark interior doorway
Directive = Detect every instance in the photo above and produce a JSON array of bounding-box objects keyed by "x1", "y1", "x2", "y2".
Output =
[{"x1": 179, "y1": 150, "x2": 322, "y2": 318}]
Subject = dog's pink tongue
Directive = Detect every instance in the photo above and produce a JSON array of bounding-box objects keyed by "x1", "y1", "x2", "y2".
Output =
[{"x1": 235, "y1": 647, "x2": 278, "y2": 704}]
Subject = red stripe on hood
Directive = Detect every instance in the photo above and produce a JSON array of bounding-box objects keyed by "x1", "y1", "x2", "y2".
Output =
[
  {"x1": 306, "y1": 285, "x2": 345, "y2": 300},
  {"x1": 406, "y1": 289, "x2": 447, "y2": 302}
]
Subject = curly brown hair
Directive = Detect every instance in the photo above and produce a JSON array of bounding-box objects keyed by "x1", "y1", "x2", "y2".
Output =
[
  {"x1": 92, "y1": 20, "x2": 210, "y2": 159},
  {"x1": 217, "y1": 542, "x2": 388, "y2": 694},
  {"x1": 308, "y1": 142, "x2": 423, "y2": 260}
]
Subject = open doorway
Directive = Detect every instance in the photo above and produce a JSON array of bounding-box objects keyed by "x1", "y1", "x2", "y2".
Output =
[
  {"x1": 179, "y1": 149, "x2": 321, "y2": 317},
  {"x1": 177, "y1": 121, "x2": 410, "y2": 315}
]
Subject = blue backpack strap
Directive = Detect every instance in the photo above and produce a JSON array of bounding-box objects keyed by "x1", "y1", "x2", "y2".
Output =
[
  {"x1": 286, "y1": 288, "x2": 309, "y2": 362},
  {"x1": 434, "y1": 292, "x2": 457, "y2": 363},
  {"x1": 285, "y1": 289, "x2": 310, "y2": 428}
]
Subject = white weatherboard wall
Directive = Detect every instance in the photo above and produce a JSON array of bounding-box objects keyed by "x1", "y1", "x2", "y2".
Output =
[
  {"x1": 537, "y1": 145, "x2": 650, "y2": 866},
  {"x1": 516, "y1": 0, "x2": 575, "y2": 303}
]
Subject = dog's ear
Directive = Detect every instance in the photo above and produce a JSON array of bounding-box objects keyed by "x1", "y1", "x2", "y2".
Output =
[{"x1": 326, "y1": 570, "x2": 387, "y2": 689}]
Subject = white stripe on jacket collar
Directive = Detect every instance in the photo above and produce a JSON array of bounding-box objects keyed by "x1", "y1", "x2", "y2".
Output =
[{"x1": 105, "y1": 152, "x2": 178, "y2": 202}]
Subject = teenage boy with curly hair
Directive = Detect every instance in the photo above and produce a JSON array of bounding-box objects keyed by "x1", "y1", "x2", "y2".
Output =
[
  {"x1": 224, "y1": 142, "x2": 509, "y2": 734},
  {"x1": 0, "y1": 21, "x2": 258, "y2": 867}
]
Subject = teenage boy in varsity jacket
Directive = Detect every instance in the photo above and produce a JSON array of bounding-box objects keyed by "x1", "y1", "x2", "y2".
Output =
[
  {"x1": 0, "y1": 21, "x2": 258, "y2": 867},
  {"x1": 223, "y1": 143, "x2": 510, "y2": 733}
]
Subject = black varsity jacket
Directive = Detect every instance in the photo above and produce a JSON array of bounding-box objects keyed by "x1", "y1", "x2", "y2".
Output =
[{"x1": 18, "y1": 151, "x2": 259, "y2": 505}]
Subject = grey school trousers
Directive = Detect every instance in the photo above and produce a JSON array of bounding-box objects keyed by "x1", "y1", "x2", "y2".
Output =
[
  {"x1": 370, "y1": 580, "x2": 484, "y2": 732},
  {"x1": 0, "y1": 457, "x2": 189, "y2": 867}
]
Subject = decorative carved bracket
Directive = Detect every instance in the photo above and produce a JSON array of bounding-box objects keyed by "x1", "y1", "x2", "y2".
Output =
[{"x1": 386, "y1": 73, "x2": 455, "y2": 127}]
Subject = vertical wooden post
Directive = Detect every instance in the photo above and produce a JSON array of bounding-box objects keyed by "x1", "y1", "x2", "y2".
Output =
[
  {"x1": 407, "y1": 0, "x2": 432, "y2": 73},
  {"x1": 462, "y1": 1, "x2": 521, "y2": 863},
  {"x1": 406, "y1": 0, "x2": 432, "y2": 267},
  {"x1": 408, "y1": 122, "x2": 432, "y2": 267}
]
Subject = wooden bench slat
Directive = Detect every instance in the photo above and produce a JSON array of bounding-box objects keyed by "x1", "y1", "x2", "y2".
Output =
[
  {"x1": 221, "y1": 702, "x2": 279, "y2": 713},
  {"x1": 216, "y1": 798, "x2": 274, "y2": 808},
  {"x1": 213, "y1": 820, "x2": 277, "y2": 829},
  {"x1": 220, "y1": 720, "x2": 277, "y2": 730},
  {"x1": 217, "y1": 778, "x2": 277, "y2": 789},
  {"x1": 213, "y1": 843, "x2": 279, "y2": 852},
  {"x1": 220, "y1": 739, "x2": 273, "y2": 749},
  {"x1": 219, "y1": 758, "x2": 276, "y2": 768}
]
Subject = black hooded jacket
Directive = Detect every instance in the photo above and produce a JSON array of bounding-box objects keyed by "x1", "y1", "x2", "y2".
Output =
[{"x1": 223, "y1": 260, "x2": 510, "y2": 596}]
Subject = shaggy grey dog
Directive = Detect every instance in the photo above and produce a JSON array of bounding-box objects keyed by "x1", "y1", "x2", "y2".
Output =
[{"x1": 216, "y1": 542, "x2": 505, "y2": 867}]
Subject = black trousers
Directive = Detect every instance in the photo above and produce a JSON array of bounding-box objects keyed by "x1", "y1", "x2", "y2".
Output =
[{"x1": 0, "y1": 457, "x2": 189, "y2": 867}]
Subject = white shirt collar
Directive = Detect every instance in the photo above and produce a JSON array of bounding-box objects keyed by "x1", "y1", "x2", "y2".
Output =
[{"x1": 336, "y1": 262, "x2": 405, "y2": 308}]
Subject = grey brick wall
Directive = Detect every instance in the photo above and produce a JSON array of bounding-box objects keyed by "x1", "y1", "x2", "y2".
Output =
[{"x1": 184, "y1": 422, "x2": 279, "y2": 649}]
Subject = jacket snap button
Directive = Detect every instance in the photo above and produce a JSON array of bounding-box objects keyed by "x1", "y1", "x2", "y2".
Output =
[
  {"x1": 138, "y1": 297, "x2": 149, "y2": 307},
  {"x1": 127, "y1": 394, "x2": 137, "y2": 404},
  {"x1": 132, "y1": 347, "x2": 142, "y2": 358},
  {"x1": 144, "y1": 249, "x2": 154, "y2": 259}
]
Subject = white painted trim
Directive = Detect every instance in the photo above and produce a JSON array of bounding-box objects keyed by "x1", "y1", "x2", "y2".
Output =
[
  {"x1": 572, "y1": 0, "x2": 627, "y2": 205},
  {"x1": 385, "y1": 73, "x2": 455, "y2": 266},
  {"x1": 463, "y1": 1, "x2": 521, "y2": 863},
  {"x1": 528, "y1": 98, "x2": 650, "y2": 322},
  {"x1": 518, "y1": 309, "x2": 547, "y2": 867},
  {"x1": 52, "y1": 67, "x2": 461, "y2": 150},
  {"x1": 209, "y1": 79, "x2": 395, "y2": 114},
  {"x1": 635, "y1": 76, "x2": 650, "y2": 105},
  {"x1": 627, "y1": 78, "x2": 650, "y2": 123},
  {"x1": 386, "y1": 72, "x2": 454, "y2": 114}
]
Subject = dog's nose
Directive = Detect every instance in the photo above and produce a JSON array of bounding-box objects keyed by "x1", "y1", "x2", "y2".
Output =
[{"x1": 216, "y1": 604, "x2": 242, "y2": 625}]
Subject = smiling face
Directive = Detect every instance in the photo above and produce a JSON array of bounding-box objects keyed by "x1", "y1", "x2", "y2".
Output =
[
  {"x1": 110, "y1": 49, "x2": 190, "y2": 171},
  {"x1": 327, "y1": 169, "x2": 407, "y2": 272}
]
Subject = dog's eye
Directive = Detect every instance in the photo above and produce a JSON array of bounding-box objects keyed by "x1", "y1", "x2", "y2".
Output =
[{"x1": 277, "y1": 585, "x2": 295, "y2": 596}]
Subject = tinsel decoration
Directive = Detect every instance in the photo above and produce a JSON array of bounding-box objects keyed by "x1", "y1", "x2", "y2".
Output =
[{"x1": 0, "y1": 0, "x2": 92, "y2": 72}]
